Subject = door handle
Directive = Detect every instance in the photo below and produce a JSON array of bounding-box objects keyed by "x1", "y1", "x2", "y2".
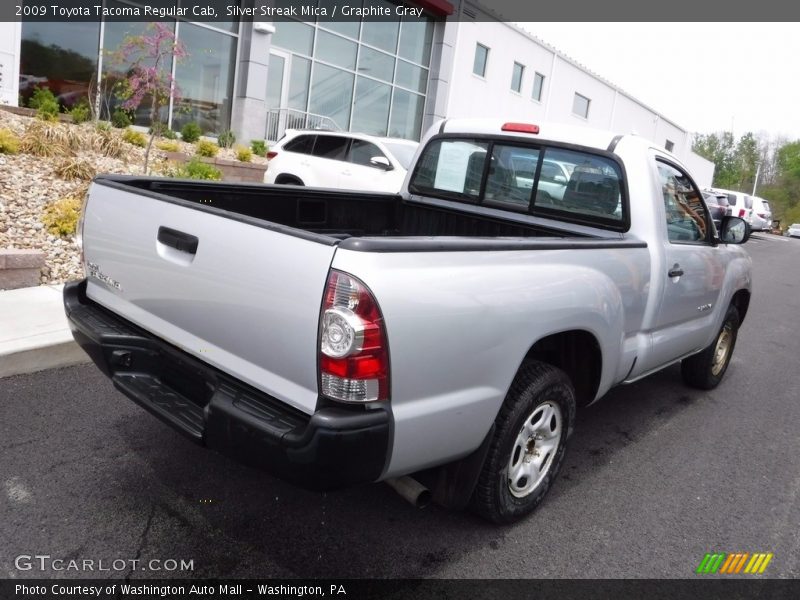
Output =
[
  {"x1": 158, "y1": 226, "x2": 198, "y2": 254},
  {"x1": 668, "y1": 264, "x2": 684, "y2": 278}
]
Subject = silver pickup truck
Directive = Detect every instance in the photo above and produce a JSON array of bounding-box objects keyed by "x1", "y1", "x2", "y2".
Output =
[{"x1": 64, "y1": 119, "x2": 752, "y2": 523}]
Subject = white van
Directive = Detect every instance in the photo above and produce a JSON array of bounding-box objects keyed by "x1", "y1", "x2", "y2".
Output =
[{"x1": 748, "y1": 196, "x2": 772, "y2": 231}]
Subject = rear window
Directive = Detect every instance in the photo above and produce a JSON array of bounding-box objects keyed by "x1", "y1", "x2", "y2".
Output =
[{"x1": 409, "y1": 137, "x2": 626, "y2": 230}]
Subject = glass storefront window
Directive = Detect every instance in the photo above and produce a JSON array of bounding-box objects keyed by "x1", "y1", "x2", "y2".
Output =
[
  {"x1": 272, "y1": 20, "x2": 315, "y2": 57},
  {"x1": 398, "y1": 18, "x2": 434, "y2": 65},
  {"x1": 389, "y1": 89, "x2": 424, "y2": 140},
  {"x1": 288, "y1": 57, "x2": 311, "y2": 111},
  {"x1": 395, "y1": 60, "x2": 427, "y2": 94},
  {"x1": 316, "y1": 31, "x2": 357, "y2": 71},
  {"x1": 317, "y1": 0, "x2": 360, "y2": 39},
  {"x1": 172, "y1": 22, "x2": 236, "y2": 135},
  {"x1": 309, "y1": 63, "x2": 354, "y2": 129},
  {"x1": 19, "y1": 21, "x2": 100, "y2": 109},
  {"x1": 360, "y1": 1, "x2": 400, "y2": 53},
  {"x1": 357, "y1": 47, "x2": 395, "y2": 84},
  {"x1": 351, "y1": 77, "x2": 391, "y2": 136}
]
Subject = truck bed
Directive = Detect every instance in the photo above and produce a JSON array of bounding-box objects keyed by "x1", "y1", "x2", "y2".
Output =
[{"x1": 102, "y1": 176, "x2": 568, "y2": 240}]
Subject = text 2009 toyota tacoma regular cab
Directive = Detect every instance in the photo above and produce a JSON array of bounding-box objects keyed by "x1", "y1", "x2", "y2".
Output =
[{"x1": 64, "y1": 120, "x2": 752, "y2": 523}]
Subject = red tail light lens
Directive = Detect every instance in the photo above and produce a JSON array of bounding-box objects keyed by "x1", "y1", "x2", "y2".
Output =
[
  {"x1": 501, "y1": 122, "x2": 540, "y2": 134},
  {"x1": 319, "y1": 270, "x2": 389, "y2": 403},
  {"x1": 739, "y1": 209, "x2": 746, "y2": 218},
  {"x1": 266, "y1": 151, "x2": 278, "y2": 160}
]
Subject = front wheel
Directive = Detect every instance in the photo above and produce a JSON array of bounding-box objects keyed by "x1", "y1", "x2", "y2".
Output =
[
  {"x1": 470, "y1": 361, "x2": 576, "y2": 524},
  {"x1": 681, "y1": 304, "x2": 740, "y2": 390}
]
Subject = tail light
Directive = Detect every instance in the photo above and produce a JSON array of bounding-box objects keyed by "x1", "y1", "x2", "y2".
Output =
[
  {"x1": 266, "y1": 151, "x2": 278, "y2": 160},
  {"x1": 738, "y1": 209, "x2": 746, "y2": 218},
  {"x1": 319, "y1": 270, "x2": 389, "y2": 403}
]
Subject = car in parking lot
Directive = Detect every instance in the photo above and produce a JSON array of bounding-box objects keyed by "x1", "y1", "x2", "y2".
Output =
[
  {"x1": 264, "y1": 130, "x2": 419, "y2": 193},
  {"x1": 710, "y1": 188, "x2": 752, "y2": 224},
  {"x1": 702, "y1": 190, "x2": 731, "y2": 229},
  {"x1": 787, "y1": 223, "x2": 800, "y2": 238},
  {"x1": 748, "y1": 196, "x2": 772, "y2": 231}
]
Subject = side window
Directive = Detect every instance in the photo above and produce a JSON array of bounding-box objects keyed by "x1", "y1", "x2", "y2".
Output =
[
  {"x1": 657, "y1": 161, "x2": 709, "y2": 243},
  {"x1": 312, "y1": 136, "x2": 350, "y2": 161},
  {"x1": 284, "y1": 135, "x2": 315, "y2": 154},
  {"x1": 348, "y1": 140, "x2": 385, "y2": 168}
]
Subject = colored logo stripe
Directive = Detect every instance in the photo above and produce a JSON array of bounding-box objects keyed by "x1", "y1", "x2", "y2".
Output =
[{"x1": 696, "y1": 552, "x2": 773, "y2": 574}]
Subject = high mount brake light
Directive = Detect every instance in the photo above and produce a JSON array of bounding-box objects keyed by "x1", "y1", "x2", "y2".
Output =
[
  {"x1": 501, "y1": 122, "x2": 540, "y2": 134},
  {"x1": 319, "y1": 270, "x2": 389, "y2": 403}
]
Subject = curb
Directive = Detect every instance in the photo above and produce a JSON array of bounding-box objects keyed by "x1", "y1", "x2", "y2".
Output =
[{"x1": 0, "y1": 340, "x2": 89, "y2": 378}]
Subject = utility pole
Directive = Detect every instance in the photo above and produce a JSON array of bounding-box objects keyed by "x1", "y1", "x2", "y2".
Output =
[{"x1": 752, "y1": 161, "x2": 762, "y2": 196}]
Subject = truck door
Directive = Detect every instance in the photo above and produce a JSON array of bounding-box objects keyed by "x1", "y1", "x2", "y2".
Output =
[{"x1": 646, "y1": 159, "x2": 725, "y2": 370}]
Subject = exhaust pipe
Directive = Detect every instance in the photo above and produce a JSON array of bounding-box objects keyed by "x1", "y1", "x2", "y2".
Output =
[{"x1": 385, "y1": 476, "x2": 431, "y2": 509}]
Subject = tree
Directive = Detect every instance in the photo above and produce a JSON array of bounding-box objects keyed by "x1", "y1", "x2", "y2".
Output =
[
  {"x1": 109, "y1": 23, "x2": 187, "y2": 173},
  {"x1": 692, "y1": 131, "x2": 739, "y2": 189}
]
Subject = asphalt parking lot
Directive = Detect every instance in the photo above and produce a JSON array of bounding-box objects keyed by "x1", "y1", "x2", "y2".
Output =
[{"x1": 1, "y1": 234, "x2": 799, "y2": 580}]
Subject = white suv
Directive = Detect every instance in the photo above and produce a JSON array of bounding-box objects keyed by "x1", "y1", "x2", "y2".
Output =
[
  {"x1": 264, "y1": 130, "x2": 419, "y2": 193},
  {"x1": 748, "y1": 196, "x2": 772, "y2": 231},
  {"x1": 710, "y1": 188, "x2": 753, "y2": 225}
]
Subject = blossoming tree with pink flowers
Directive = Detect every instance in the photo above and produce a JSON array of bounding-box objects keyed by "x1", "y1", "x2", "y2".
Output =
[{"x1": 111, "y1": 23, "x2": 188, "y2": 173}]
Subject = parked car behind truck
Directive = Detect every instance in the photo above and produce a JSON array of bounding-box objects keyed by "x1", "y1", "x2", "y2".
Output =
[{"x1": 65, "y1": 119, "x2": 752, "y2": 524}]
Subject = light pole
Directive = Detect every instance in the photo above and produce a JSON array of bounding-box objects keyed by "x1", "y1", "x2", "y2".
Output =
[{"x1": 751, "y1": 161, "x2": 762, "y2": 196}]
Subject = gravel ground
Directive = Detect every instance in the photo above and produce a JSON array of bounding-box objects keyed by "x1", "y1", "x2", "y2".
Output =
[{"x1": 0, "y1": 109, "x2": 267, "y2": 285}]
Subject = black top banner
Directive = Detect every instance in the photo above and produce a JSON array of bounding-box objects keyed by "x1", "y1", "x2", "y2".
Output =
[{"x1": 4, "y1": 0, "x2": 800, "y2": 22}]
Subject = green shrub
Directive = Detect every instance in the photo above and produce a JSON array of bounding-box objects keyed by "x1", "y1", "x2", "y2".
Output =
[
  {"x1": 250, "y1": 139, "x2": 267, "y2": 157},
  {"x1": 122, "y1": 128, "x2": 148, "y2": 147},
  {"x1": 0, "y1": 128, "x2": 20, "y2": 154},
  {"x1": 217, "y1": 129, "x2": 236, "y2": 148},
  {"x1": 42, "y1": 196, "x2": 83, "y2": 237},
  {"x1": 181, "y1": 122, "x2": 202, "y2": 143},
  {"x1": 173, "y1": 158, "x2": 222, "y2": 181},
  {"x1": 162, "y1": 128, "x2": 178, "y2": 140},
  {"x1": 195, "y1": 139, "x2": 219, "y2": 158},
  {"x1": 68, "y1": 103, "x2": 91, "y2": 124},
  {"x1": 111, "y1": 109, "x2": 132, "y2": 129},
  {"x1": 31, "y1": 88, "x2": 60, "y2": 120},
  {"x1": 156, "y1": 140, "x2": 180, "y2": 152},
  {"x1": 235, "y1": 145, "x2": 252, "y2": 162},
  {"x1": 55, "y1": 157, "x2": 96, "y2": 181},
  {"x1": 95, "y1": 121, "x2": 112, "y2": 133}
]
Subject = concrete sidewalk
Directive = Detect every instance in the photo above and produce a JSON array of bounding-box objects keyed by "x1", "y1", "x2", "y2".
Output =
[{"x1": 0, "y1": 283, "x2": 89, "y2": 378}]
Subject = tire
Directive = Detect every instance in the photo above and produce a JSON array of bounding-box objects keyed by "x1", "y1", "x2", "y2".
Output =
[
  {"x1": 470, "y1": 361, "x2": 576, "y2": 524},
  {"x1": 681, "y1": 304, "x2": 740, "y2": 390}
]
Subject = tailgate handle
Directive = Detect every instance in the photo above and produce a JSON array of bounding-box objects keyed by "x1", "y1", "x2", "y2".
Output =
[{"x1": 158, "y1": 227, "x2": 198, "y2": 254}]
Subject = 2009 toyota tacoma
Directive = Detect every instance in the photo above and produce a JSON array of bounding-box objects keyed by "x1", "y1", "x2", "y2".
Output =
[{"x1": 64, "y1": 119, "x2": 752, "y2": 523}]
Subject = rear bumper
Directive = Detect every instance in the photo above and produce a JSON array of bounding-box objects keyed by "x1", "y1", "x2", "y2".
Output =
[{"x1": 63, "y1": 279, "x2": 390, "y2": 490}]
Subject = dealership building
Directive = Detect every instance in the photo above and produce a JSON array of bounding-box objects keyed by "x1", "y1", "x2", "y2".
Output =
[{"x1": 0, "y1": 1, "x2": 713, "y2": 183}]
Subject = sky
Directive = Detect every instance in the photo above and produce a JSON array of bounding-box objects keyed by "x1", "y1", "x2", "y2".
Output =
[{"x1": 515, "y1": 23, "x2": 800, "y2": 143}]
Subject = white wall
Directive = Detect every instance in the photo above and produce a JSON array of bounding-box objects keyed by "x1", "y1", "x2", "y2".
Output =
[
  {"x1": 0, "y1": 22, "x2": 21, "y2": 106},
  {"x1": 446, "y1": 14, "x2": 715, "y2": 184}
]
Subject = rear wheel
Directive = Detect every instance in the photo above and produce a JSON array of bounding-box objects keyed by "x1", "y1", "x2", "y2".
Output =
[
  {"x1": 681, "y1": 304, "x2": 740, "y2": 390},
  {"x1": 470, "y1": 361, "x2": 575, "y2": 524}
]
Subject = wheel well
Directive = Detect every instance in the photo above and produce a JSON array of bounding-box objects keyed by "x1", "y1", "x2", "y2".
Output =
[
  {"x1": 730, "y1": 289, "x2": 750, "y2": 324},
  {"x1": 275, "y1": 174, "x2": 303, "y2": 185},
  {"x1": 522, "y1": 330, "x2": 602, "y2": 407}
]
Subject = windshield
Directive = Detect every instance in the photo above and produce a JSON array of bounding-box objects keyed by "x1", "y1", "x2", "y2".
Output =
[{"x1": 383, "y1": 142, "x2": 418, "y2": 170}]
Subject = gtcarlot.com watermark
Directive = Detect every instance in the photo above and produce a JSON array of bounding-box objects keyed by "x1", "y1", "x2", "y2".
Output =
[{"x1": 14, "y1": 554, "x2": 194, "y2": 573}]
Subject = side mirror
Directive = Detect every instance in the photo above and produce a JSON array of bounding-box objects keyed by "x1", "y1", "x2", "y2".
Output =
[
  {"x1": 370, "y1": 156, "x2": 393, "y2": 171},
  {"x1": 553, "y1": 174, "x2": 567, "y2": 184},
  {"x1": 719, "y1": 216, "x2": 750, "y2": 244}
]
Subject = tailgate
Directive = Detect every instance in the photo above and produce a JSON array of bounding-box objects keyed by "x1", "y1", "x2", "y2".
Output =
[{"x1": 82, "y1": 180, "x2": 336, "y2": 415}]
